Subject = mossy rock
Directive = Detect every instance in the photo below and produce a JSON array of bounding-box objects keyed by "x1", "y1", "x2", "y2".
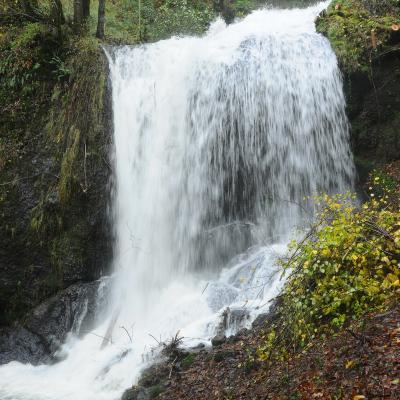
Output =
[
  {"x1": 0, "y1": 28, "x2": 113, "y2": 326},
  {"x1": 316, "y1": 0, "x2": 400, "y2": 171},
  {"x1": 316, "y1": 0, "x2": 400, "y2": 74}
]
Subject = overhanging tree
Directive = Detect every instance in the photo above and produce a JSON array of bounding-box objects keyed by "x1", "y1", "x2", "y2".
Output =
[
  {"x1": 73, "y1": 0, "x2": 90, "y2": 28},
  {"x1": 96, "y1": 0, "x2": 105, "y2": 39}
]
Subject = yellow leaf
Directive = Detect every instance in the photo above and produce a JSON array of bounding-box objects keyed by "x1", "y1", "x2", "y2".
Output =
[
  {"x1": 381, "y1": 256, "x2": 390, "y2": 264},
  {"x1": 345, "y1": 359, "x2": 355, "y2": 369},
  {"x1": 321, "y1": 248, "x2": 331, "y2": 257},
  {"x1": 387, "y1": 273, "x2": 398, "y2": 283},
  {"x1": 353, "y1": 396, "x2": 365, "y2": 400}
]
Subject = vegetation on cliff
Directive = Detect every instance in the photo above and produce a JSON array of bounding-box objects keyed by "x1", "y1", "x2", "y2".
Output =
[
  {"x1": 316, "y1": 0, "x2": 400, "y2": 73},
  {"x1": 317, "y1": 0, "x2": 400, "y2": 171},
  {"x1": 0, "y1": 4, "x2": 112, "y2": 325},
  {"x1": 0, "y1": 37, "x2": 112, "y2": 325},
  {"x1": 258, "y1": 184, "x2": 399, "y2": 362}
]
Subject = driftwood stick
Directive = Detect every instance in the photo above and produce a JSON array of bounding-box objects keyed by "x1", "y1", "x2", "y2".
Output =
[{"x1": 101, "y1": 307, "x2": 121, "y2": 349}]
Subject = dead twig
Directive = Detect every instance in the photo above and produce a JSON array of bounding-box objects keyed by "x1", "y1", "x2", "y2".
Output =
[
  {"x1": 120, "y1": 326, "x2": 133, "y2": 343},
  {"x1": 201, "y1": 282, "x2": 209, "y2": 295},
  {"x1": 169, "y1": 356, "x2": 178, "y2": 379}
]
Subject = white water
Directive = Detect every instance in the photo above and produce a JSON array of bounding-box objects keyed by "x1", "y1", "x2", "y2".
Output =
[{"x1": 0, "y1": 2, "x2": 354, "y2": 399}]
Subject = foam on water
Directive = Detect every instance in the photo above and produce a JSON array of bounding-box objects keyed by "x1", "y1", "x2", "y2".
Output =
[{"x1": 0, "y1": 2, "x2": 354, "y2": 399}]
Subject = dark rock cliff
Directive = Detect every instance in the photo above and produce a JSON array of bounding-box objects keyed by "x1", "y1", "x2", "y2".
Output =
[
  {"x1": 0, "y1": 278, "x2": 111, "y2": 365},
  {"x1": 0, "y1": 32, "x2": 114, "y2": 328},
  {"x1": 316, "y1": 0, "x2": 400, "y2": 182}
]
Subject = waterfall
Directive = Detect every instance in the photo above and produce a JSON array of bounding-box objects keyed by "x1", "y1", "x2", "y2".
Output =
[{"x1": 0, "y1": 2, "x2": 354, "y2": 399}]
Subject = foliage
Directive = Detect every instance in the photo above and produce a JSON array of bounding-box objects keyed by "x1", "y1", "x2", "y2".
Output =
[
  {"x1": 0, "y1": 23, "x2": 45, "y2": 96},
  {"x1": 367, "y1": 164, "x2": 400, "y2": 207},
  {"x1": 85, "y1": 0, "x2": 263, "y2": 43},
  {"x1": 316, "y1": 0, "x2": 400, "y2": 73},
  {"x1": 49, "y1": 55, "x2": 71, "y2": 81},
  {"x1": 144, "y1": 0, "x2": 215, "y2": 41},
  {"x1": 258, "y1": 192, "x2": 400, "y2": 362}
]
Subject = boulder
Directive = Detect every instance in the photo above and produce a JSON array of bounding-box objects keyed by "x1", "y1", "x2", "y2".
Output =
[
  {"x1": 211, "y1": 334, "x2": 226, "y2": 347},
  {"x1": 0, "y1": 278, "x2": 110, "y2": 365}
]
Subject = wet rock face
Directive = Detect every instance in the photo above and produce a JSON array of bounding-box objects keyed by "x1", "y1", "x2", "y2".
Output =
[
  {"x1": 345, "y1": 58, "x2": 400, "y2": 167},
  {"x1": 0, "y1": 279, "x2": 110, "y2": 365},
  {"x1": 0, "y1": 43, "x2": 114, "y2": 327},
  {"x1": 315, "y1": 0, "x2": 400, "y2": 179},
  {"x1": 212, "y1": 307, "x2": 251, "y2": 347}
]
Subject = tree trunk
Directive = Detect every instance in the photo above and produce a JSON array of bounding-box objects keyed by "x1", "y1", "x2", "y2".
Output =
[
  {"x1": 96, "y1": 0, "x2": 105, "y2": 39},
  {"x1": 50, "y1": 0, "x2": 65, "y2": 40},
  {"x1": 74, "y1": 0, "x2": 83, "y2": 27},
  {"x1": 20, "y1": 0, "x2": 38, "y2": 15},
  {"x1": 82, "y1": 0, "x2": 90, "y2": 20}
]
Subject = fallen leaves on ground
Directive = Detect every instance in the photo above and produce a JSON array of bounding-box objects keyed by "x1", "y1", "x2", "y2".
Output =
[{"x1": 159, "y1": 305, "x2": 400, "y2": 400}]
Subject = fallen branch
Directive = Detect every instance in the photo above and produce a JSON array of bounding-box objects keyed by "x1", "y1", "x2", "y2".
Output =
[{"x1": 101, "y1": 308, "x2": 121, "y2": 349}]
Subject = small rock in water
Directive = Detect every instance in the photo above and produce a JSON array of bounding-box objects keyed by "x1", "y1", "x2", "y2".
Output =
[
  {"x1": 211, "y1": 334, "x2": 226, "y2": 347},
  {"x1": 189, "y1": 342, "x2": 206, "y2": 352}
]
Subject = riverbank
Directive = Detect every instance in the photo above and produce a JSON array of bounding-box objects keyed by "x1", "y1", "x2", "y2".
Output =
[{"x1": 123, "y1": 303, "x2": 399, "y2": 399}]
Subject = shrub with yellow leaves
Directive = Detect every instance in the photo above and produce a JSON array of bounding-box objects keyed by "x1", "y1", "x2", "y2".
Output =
[{"x1": 258, "y1": 192, "x2": 400, "y2": 362}]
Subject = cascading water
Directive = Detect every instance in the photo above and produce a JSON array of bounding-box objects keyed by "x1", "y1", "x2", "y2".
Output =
[{"x1": 0, "y1": 2, "x2": 354, "y2": 399}]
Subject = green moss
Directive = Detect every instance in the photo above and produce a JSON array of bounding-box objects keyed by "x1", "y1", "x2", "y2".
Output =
[
  {"x1": 316, "y1": 0, "x2": 400, "y2": 73},
  {"x1": 50, "y1": 223, "x2": 86, "y2": 280},
  {"x1": 59, "y1": 128, "x2": 81, "y2": 204},
  {"x1": 148, "y1": 384, "x2": 165, "y2": 398},
  {"x1": 0, "y1": 22, "x2": 110, "y2": 325},
  {"x1": 181, "y1": 353, "x2": 196, "y2": 369},
  {"x1": 30, "y1": 188, "x2": 62, "y2": 236},
  {"x1": 46, "y1": 36, "x2": 107, "y2": 206},
  {"x1": 37, "y1": 37, "x2": 108, "y2": 284},
  {"x1": 10, "y1": 22, "x2": 44, "y2": 50}
]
